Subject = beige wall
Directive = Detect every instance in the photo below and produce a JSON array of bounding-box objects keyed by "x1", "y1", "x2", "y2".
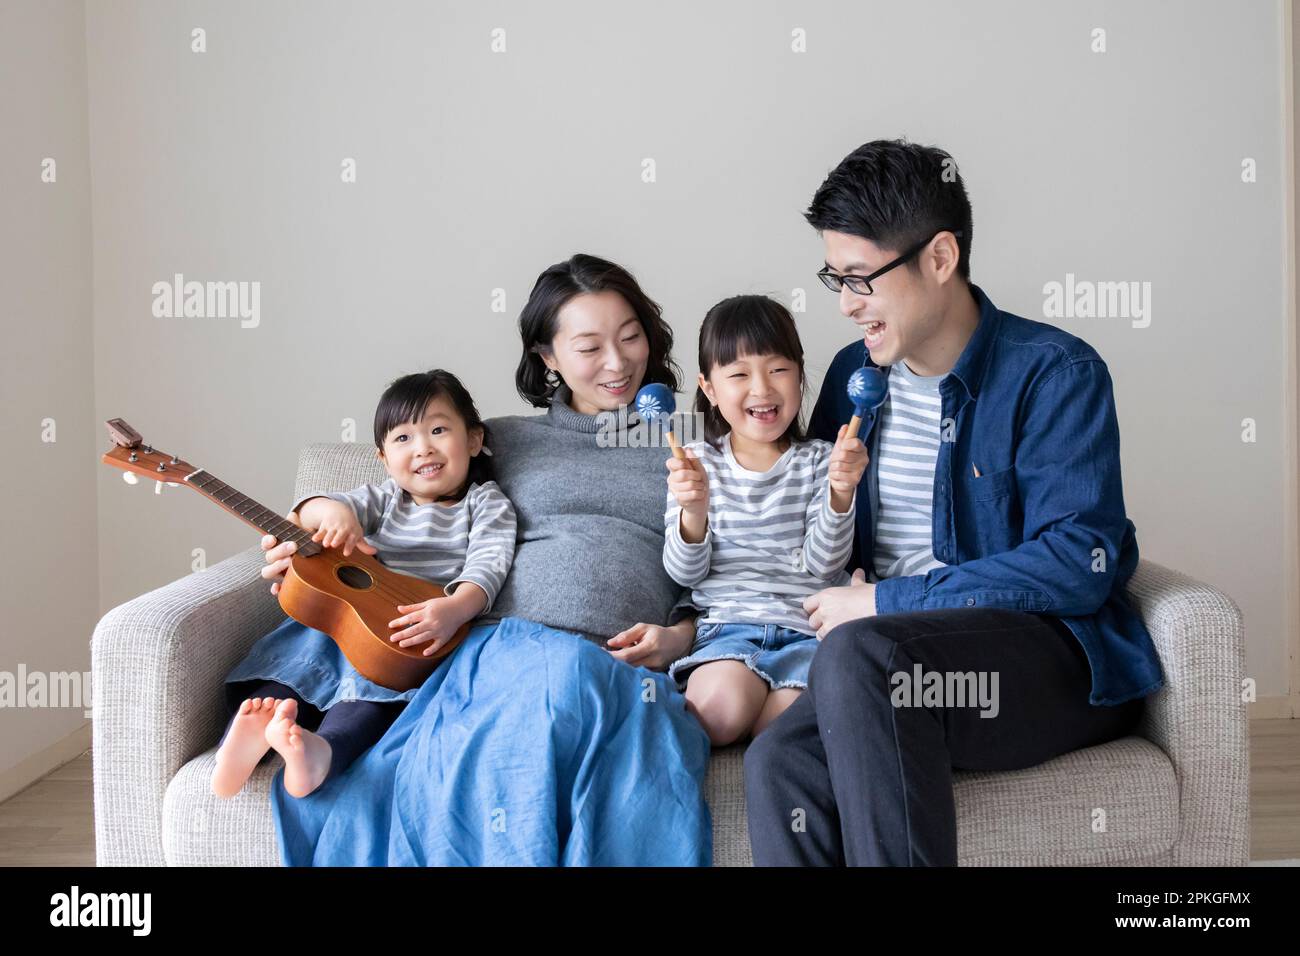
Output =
[
  {"x1": 2, "y1": 0, "x2": 1297, "y2": 784},
  {"x1": 1289, "y1": 0, "x2": 1300, "y2": 716},
  {"x1": 0, "y1": 0, "x2": 97, "y2": 784}
]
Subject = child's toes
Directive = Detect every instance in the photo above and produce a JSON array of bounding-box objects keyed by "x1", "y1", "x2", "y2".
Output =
[{"x1": 274, "y1": 698, "x2": 299, "y2": 724}]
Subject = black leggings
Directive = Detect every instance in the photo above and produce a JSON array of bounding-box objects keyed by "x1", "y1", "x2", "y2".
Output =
[
  {"x1": 744, "y1": 608, "x2": 1145, "y2": 866},
  {"x1": 220, "y1": 679, "x2": 405, "y2": 785}
]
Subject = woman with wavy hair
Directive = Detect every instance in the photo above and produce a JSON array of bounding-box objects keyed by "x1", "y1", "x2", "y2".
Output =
[{"x1": 259, "y1": 254, "x2": 713, "y2": 865}]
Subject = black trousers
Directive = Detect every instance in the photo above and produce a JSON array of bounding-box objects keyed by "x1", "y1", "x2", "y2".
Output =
[
  {"x1": 744, "y1": 608, "x2": 1145, "y2": 866},
  {"x1": 220, "y1": 679, "x2": 405, "y2": 785}
]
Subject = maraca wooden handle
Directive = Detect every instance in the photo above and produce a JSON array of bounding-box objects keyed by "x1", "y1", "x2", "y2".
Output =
[
  {"x1": 665, "y1": 429, "x2": 687, "y2": 460},
  {"x1": 847, "y1": 414, "x2": 863, "y2": 438}
]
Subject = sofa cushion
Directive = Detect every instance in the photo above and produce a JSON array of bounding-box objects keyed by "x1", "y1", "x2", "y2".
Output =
[
  {"x1": 950, "y1": 735, "x2": 1178, "y2": 865},
  {"x1": 162, "y1": 735, "x2": 1176, "y2": 867}
]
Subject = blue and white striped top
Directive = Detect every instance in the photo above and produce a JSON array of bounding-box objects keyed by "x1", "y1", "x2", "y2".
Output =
[
  {"x1": 291, "y1": 479, "x2": 517, "y2": 612},
  {"x1": 662, "y1": 434, "x2": 855, "y2": 635},
  {"x1": 872, "y1": 360, "x2": 946, "y2": 580}
]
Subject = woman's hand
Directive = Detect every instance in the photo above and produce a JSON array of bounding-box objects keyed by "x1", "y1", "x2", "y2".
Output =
[
  {"x1": 666, "y1": 451, "x2": 709, "y2": 542},
  {"x1": 606, "y1": 617, "x2": 696, "y2": 670},
  {"x1": 828, "y1": 423, "x2": 869, "y2": 513}
]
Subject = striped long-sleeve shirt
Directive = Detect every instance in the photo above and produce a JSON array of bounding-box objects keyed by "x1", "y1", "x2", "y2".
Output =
[
  {"x1": 662, "y1": 434, "x2": 855, "y2": 635},
  {"x1": 872, "y1": 359, "x2": 947, "y2": 580},
  {"x1": 291, "y1": 478, "x2": 517, "y2": 612}
]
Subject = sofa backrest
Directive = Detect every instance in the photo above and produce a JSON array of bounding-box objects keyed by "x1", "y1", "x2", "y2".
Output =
[{"x1": 292, "y1": 442, "x2": 387, "y2": 505}]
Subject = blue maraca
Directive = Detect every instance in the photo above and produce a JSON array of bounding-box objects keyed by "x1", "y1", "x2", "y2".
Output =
[
  {"x1": 846, "y1": 366, "x2": 888, "y2": 437},
  {"x1": 635, "y1": 383, "x2": 687, "y2": 461}
]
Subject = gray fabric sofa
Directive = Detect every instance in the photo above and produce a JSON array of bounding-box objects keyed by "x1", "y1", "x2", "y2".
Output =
[{"x1": 92, "y1": 442, "x2": 1250, "y2": 866}]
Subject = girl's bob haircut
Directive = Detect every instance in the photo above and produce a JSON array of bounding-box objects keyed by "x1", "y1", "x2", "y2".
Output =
[
  {"x1": 373, "y1": 368, "x2": 494, "y2": 497},
  {"x1": 694, "y1": 294, "x2": 808, "y2": 449}
]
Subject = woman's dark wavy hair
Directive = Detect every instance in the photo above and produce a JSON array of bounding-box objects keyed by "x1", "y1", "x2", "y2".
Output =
[
  {"x1": 515, "y1": 253, "x2": 681, "y2": 408},
  {"x1": 373, "y1": 368, "x2": 494, "y2": 497},
  {"x1": 804, "y1": 138, "x2": 973, "y2": 281},
  {"x1": 694, "y1": 295, "x2": 808, "y2": 449}
]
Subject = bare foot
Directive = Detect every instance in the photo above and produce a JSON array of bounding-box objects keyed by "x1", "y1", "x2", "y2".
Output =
[
  {"x1": 264, "y1": 698, "x2": 333, "y2": 798},
  {"x1": 212, "y1": 696, "x2": 279, "y2": 798}
]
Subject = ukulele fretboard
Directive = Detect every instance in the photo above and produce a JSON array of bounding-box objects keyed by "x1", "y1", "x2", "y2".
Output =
[{"x1": 183, "y1": 469, "x2": 323, "y2": 556}]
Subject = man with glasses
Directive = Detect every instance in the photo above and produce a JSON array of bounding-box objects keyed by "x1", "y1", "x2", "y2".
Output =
[{"x1": 744, "y1": 139, "x2": 1162, "y2": 866}]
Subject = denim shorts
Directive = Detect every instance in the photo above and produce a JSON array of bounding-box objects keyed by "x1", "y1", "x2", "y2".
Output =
[{"x1": 668, "y1": 621, "x2": 817, "y2": 691}]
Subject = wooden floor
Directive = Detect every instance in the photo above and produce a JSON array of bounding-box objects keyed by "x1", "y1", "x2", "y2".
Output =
[{"x1": 2, "y1": 719, "x2": 1297, "y2": 866}]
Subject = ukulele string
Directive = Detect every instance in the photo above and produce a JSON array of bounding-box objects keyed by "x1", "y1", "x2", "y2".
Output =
[
  {"x1": 260, "y1": 502, "x2": 447, "y2": 611},
  {"x1": 306, "y1": 545, "x2": 441, "y2": 610},
  {"x1": 182, "y1": 472, "x2": 441, "y2": 619},
  {"x1": 274, "y1": 527, "x2": 419, "y2": 604}
]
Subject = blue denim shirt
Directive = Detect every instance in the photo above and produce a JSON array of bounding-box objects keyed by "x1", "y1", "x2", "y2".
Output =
[{"x1": 809, "y1": 284, "x2": 1163, "y2": 706}]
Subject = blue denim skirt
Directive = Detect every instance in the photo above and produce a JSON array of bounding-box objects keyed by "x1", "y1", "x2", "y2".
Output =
[
  {"x1": 224, "y1": 616, "x2": 421, "y2": 710},
  {"x1": 667, "y1": 621, "x2": 818, "y2": 691}
]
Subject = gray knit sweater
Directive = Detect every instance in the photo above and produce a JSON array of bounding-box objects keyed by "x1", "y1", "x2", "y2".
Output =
[{"x1": 483, "y1": 387, "x2": 688, "y2": 643}]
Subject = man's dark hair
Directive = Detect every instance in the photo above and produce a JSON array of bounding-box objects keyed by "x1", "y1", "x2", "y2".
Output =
[{"x1": 804, "y1": 139, "x2": 973, "y2": 281}]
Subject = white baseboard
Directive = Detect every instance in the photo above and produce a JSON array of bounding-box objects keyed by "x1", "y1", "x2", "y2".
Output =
[{"x1": 0, "y1": 722, "x2": 92, "y2": 804}]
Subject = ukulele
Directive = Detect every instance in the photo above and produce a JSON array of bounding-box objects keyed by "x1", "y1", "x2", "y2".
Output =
[{"x1": 101, "y1": 418, "x2": 466, "y2": 691}]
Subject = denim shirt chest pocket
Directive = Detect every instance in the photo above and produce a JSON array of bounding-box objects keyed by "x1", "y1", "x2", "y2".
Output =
[{"x1": 954, "y1": 464, "x2": 1021, "y2": 560}]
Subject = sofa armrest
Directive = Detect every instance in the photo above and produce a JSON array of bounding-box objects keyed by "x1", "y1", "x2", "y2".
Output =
[
  {"x1": 1123, "y1": 558, "x2": 1249, "y2": 865},
  {"x1": 91, "y1": 546, "x2": 286, "y2": 866}
]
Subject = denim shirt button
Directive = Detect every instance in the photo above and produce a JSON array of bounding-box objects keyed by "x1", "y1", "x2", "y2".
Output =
[{"x1": 966, "y1": 597, "x2": 976, "y2": 606}]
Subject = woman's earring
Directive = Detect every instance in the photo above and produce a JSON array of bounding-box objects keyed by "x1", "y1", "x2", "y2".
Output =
[{"x1": 544, "y1": 369, "x2": 561, "y2": 388}]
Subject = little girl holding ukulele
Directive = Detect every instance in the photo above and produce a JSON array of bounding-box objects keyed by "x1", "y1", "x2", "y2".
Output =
[{"x1": 213, "y1": 369, "x2": 516, "y2": 799}]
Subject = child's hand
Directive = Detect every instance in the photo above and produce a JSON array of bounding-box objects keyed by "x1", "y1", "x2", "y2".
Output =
[
  {"x1": 828, "y1": 424, "x2": 869, "y2": 513},
  {"x1": 388, "y1": 597, "x2": 464, "y2": 656},
  {"x1": 667, "y1": 449, "x2": 709, "y2": 543},
  {"x1": 667, "y1": 449, "x2": 709, "y2": 517},
  {"x1": 308, "y1": 501, "x2": 373, "y2": 556}
]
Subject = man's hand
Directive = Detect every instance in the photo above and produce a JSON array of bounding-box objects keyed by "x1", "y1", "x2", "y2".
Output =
[
  {"x1": 606, "y1": 617, "x2": 696, "y2": 670},
  {"x1": 804, "y1": 569, "x2": 876, "y2": 639}
]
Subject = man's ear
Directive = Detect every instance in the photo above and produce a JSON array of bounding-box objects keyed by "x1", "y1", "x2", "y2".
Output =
[
  {"x1": 928, "y1": 231, "x2": 961, "y2": 284},
  {"x1": 697, "y1": 372, "x2": 717, "y2": 406},
  {"x1": 468, "y1": 426, "x2": 484, "y2": 457}
]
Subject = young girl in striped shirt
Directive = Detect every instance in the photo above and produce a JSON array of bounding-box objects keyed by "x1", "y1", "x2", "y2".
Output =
[
  {"x1": 663, "y1": 295, "x2": 869, "y2": 745},
  {"x1": 212, "y1": 369, "x2": 516, "y2": 799}
]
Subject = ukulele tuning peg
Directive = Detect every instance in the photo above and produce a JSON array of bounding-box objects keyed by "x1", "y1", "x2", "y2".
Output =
[
  {"x1": 128, "y1": 452, "x2": 138, "y2": 462},
  {"x1": 156, "y1": 462, "x2": 166, "y2": 472}
]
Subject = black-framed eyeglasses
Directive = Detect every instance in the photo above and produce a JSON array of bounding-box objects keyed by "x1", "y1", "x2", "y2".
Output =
[{"x1": 816, "y1": 229, "x2": 964, "y2": 295}]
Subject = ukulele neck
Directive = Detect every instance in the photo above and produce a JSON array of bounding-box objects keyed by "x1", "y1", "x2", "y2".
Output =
[{"x1": 183, "y1": 469, "x2": 323, "y2": 556}]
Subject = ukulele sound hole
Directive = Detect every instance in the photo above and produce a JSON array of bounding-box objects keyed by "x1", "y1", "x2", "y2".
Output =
[{"x1": 335, "y1": 564, "x2": 374, "y2": 591}]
